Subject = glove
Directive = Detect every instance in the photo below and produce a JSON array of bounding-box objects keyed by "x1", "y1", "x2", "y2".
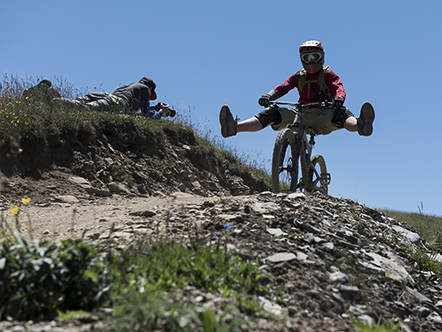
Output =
[
  {"x1": 258, "y1": 94, "x2": 270, "y2": 107},
  {"x1": 333, "y1": 96, "x2": 344, "y2": 108}
]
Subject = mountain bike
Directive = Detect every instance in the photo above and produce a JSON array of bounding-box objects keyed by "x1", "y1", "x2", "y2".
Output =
[{"x1": 271, "y1": 101, "x2": 331, "y2": 194}]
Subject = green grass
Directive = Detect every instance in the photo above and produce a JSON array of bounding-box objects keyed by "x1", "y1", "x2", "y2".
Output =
[
  {"x1": 381, "y1": 208, "x2": 442, "y2": 278},
  {"x1": 109, "y1": 238, "x2": 268, "y2": 330},
  {"x1": 380, "y1": 209, "x2": 442, "y2": 252},
  {"x1": 407, "y1": 245, "x2": 442, "y2": 277},
  {"x1": 0, "y1": 228, "x2": 267, "y2": 330},
  {"x1": 113, "y1": 238, "x2": 269, "y2": 301},
  {"x1": 350, "y1": 314, "x2": 401, "y2": 332}
]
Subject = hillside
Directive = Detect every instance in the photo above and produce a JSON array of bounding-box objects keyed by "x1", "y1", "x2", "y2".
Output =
[{"x1": 0, "y1": 118, "x2": 442, "y2": 331}]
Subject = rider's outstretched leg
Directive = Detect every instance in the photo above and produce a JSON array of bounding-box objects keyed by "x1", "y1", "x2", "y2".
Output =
[
  {"x1": 219, "y1": 105, "x2": 238, "y2": 138},
  {"x1": 357, "y1": 102, "x2": 375, "y2": 136}
]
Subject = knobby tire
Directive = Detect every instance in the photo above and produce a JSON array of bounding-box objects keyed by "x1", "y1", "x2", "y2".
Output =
[
  {"x1": 308, "y1": 154, "x2": 328, "y2": 195},
  {"x1": 271, "y1": 128, "x2": 299, "y2": 193}
]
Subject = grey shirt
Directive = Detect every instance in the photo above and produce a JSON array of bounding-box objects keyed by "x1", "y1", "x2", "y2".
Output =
[{"x1": 112, "y1": 83, "x2": 151, "y2": 113}]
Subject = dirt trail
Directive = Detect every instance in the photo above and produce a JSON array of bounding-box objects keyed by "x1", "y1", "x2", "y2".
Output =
[{"x1": 1, "y1": 123, "x2": 441, "y2": 331}]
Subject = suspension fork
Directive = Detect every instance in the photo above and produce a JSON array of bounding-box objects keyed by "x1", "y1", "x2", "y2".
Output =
[
  {"x1": 287, "y1": 111, "x2": 302, "y2": 164},
  {"x1": 292, "y1": 124, "x2": 306, "y2": 191},
  {"x1": 287, "y1": 110, "x2": 305, "y2": 189},
  {"x1": 298, "y1": 127, "x2": 310, "y2": 189}
]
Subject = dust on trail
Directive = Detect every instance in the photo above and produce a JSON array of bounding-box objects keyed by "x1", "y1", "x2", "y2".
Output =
[{"x1": 21, "y1": 191, "x2": 217, "y2": 242}]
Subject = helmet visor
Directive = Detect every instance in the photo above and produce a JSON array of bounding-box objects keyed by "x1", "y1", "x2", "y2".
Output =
[{"x1": 301, "y1": 52, "x2": 323, "y2": 64}]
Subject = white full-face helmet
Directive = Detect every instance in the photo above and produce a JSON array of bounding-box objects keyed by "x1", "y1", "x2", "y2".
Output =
[{"x1": 299, "y1": 40, "x2": 325, "y2": 74}]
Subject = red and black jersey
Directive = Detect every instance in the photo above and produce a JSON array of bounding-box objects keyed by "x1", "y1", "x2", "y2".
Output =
[{"x1": 273, "y1": 67, "x2": 346, "y2": 104}]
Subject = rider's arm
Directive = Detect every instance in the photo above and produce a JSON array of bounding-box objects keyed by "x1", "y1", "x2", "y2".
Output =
[
  {"x1": 273, "y1": 73, "x2": 298, "y2": 99},
  {"x1": 325, "y1": 69, "x2": 346, "y2": 101},
  {"x1": 260, "y1": 89, "x2": 278, "y2": 103},
  {"x1": 266, "y1": 89, "x2": 278, "y2": 100}
]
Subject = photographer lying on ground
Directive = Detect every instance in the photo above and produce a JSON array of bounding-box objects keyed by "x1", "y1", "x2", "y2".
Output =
[{"x1": 24, "y1": 77, "x2": 176, "y2": 119}]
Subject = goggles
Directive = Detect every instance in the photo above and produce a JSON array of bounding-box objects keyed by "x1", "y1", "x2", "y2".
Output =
[{"x1": 301, "y1": 52, "x2": 322, "y2": 64}]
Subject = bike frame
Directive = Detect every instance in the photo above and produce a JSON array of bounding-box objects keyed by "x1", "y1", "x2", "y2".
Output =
[{"x1": 271, "y1": 101, "x2": 331, "y2": 192}]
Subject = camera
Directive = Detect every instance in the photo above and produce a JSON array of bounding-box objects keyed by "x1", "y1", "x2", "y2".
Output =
[{"x1": 154, "y1": 102, "x2": 176, "y2": 117}]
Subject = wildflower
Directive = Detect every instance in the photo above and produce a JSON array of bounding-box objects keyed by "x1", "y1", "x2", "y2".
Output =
[
  {"x1": 224, "y1": 223, "x2": 233, "y2": 231},
  {"x1": 11, "y1": 206, "x2": 19, "y2": 215},
  {"x1": 21, "y1": 197, "x2": 31, "y2": 204}
]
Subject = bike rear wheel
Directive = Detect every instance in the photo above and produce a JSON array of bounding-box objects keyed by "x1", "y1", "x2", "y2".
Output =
[
  {"x1": 271, "y1": 128, "x2": 299, "y2": 193},
  {"x1": 308, "y1": 154, "x2": 329, "y2": 195}
]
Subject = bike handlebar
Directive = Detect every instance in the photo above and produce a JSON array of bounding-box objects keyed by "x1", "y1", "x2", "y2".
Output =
[{"x1": 269, "y1": 101, "x2": 334, "y2": 108}]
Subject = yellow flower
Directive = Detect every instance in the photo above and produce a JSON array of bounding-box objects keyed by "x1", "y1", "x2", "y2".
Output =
[
  {"x1": 21, "y1": 197, "x2": 31, "y2": 204},
  {"x1": 11, "y1": 206, "x2": 19, "y2": 215}
]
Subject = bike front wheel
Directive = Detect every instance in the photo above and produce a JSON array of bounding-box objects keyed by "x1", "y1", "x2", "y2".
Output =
[
  {"x1": 308, "y1": 154, "x2": 329, "y2": 195},
  {"x1": 271, "y1": 128, "x2": 299, "y2": 193}
]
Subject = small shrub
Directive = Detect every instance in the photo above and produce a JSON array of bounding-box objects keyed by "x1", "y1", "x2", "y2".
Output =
[{"x1": 0, "y1": 232, "x2": 113, "y2": 320}]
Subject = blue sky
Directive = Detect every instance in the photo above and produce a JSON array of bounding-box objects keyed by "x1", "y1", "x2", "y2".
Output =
[{"x1": 2, "y1": 0, "x2": 442, "y2": 215}]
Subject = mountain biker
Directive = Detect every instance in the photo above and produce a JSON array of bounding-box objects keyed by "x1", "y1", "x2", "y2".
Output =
[{"x1": 219, "y1": 40, "x2": 375, "y2": 138}]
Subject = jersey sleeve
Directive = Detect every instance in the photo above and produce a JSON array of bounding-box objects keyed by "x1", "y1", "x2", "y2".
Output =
[
  {"x1": 273, "y1": 73, "x2": 298, "y2": 99},
  {"x1": 151, "y1": 110, "x2": 163, "y2": 119},
  {"x1": 325, "y1": 69, "x2": 346, "y2": 100}
]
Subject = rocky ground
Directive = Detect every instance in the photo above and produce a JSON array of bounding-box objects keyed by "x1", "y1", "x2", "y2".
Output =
[{"x1": 0, "y1": 121, "x2": 441, "y2": 331}]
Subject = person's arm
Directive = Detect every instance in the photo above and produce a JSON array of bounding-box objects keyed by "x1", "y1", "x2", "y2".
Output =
[
  {"x1": 259, "y1": 73, "x2": 298, "y2": 106},
  {"x1": 151, "y1": 110, "x2": 163, "y2": 119},
  {"x1": 142, "y1": 99, "x2": 151, "y2": 117},
  {"x1": 273, "y1": 73, "x2": 298, "y2": 99},
  {"x1": 326, "y1": 69, "x2": 346, "y2": 101}
]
